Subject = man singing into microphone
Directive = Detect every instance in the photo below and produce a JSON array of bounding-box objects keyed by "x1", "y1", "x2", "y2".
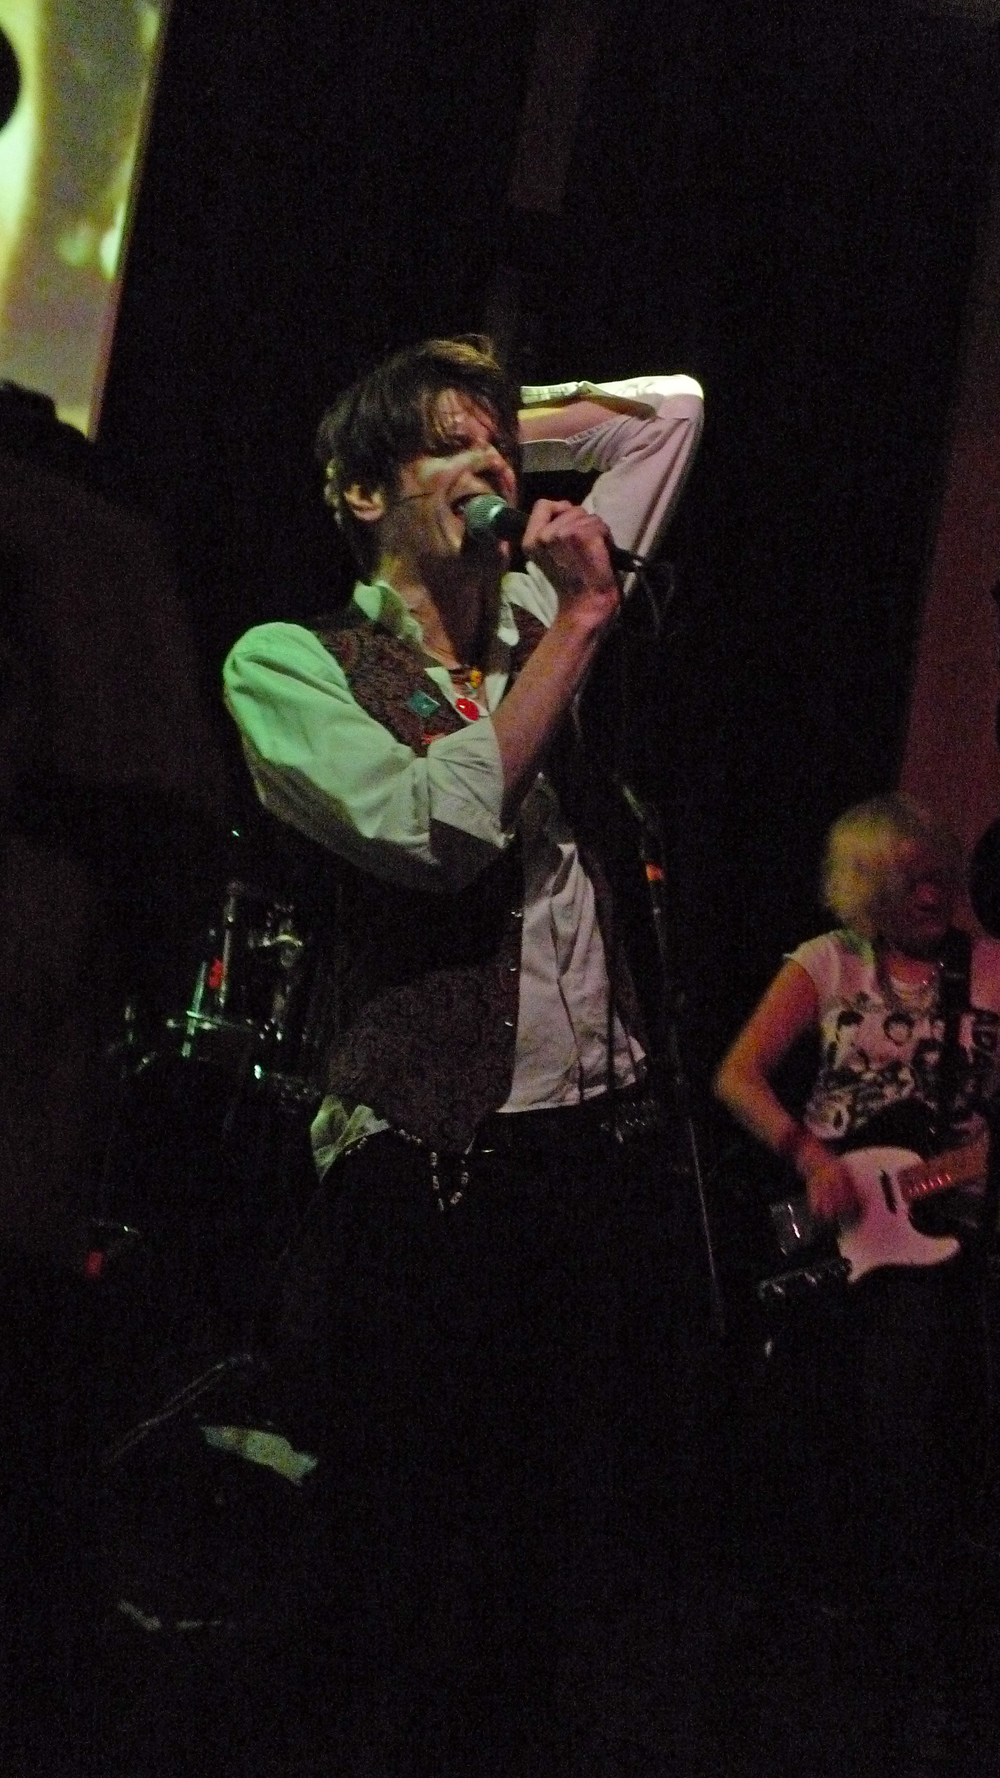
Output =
[{"x1": 223, "y1": 336, "x2": 702, "y2": 1755}]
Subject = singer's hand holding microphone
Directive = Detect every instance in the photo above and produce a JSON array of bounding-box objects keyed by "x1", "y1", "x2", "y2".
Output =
[
  {"x1": 463, "y1": 491, "x2": 643, "y2": 575},
  {"x1": 458, "y1": 483, "x2": 636, "y2": 817},
  {"x1": 464, "y1": 492, "x2": 631, "y2": 630}
]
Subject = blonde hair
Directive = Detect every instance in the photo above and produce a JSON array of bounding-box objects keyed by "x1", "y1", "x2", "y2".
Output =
[{"x1": 820, "y1": 793, "x2": 964, "y2": 938}]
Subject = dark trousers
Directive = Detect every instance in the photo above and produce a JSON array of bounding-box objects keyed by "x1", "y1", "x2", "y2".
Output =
[
  {"x1": 745, "y1": 1248, "x2": 987, "y2": 1616},
  {"x1": 847, "y1": 1254, "x2": 985, "y2": 1570},
  {"x1": 265, "y1": 1107, "x2": 682, "y2": 1726}
]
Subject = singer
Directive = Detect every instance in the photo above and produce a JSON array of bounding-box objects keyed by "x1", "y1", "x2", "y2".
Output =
[{"x1": 223, "y1": 336, "x2": 702, "y2": 1760}]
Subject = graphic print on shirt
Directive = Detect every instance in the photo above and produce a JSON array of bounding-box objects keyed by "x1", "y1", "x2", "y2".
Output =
[{"x1": 804, "y1": 987, "x2": 1000, "y2": 1143}]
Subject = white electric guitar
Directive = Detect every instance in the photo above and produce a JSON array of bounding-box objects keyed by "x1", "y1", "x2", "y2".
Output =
[{"x1": 769, "y1": 1133, "x2": 988, "y2": 1284}]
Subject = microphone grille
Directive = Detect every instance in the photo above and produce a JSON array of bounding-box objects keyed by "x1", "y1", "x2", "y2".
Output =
[{"x1": 462, "y1": 492, "x2": 511, "y2": 540}]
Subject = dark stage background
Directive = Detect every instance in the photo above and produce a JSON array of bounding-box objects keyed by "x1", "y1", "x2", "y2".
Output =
[{"x1": 93, "y1": 0, "x2": 1000, "y2": 1122}]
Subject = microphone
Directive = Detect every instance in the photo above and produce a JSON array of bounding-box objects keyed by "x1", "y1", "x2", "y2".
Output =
[{"x1": 462, "y1": 492, "x2": 645, "y2": 575}]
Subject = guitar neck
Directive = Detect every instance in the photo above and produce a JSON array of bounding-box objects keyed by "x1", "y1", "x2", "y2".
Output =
[{"x1": 896, "y1": 1135, "x2": 989, "y2": 1206}]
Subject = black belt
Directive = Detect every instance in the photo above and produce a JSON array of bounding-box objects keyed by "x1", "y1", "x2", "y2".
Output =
[{"x1": 471, "y1": 1087, "x2": 665, "y2": 1156}]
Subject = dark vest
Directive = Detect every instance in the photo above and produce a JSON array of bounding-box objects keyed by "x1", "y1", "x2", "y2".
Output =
[{"x1": 310, "y1": 605, "x2": 644, "y2": 1152}]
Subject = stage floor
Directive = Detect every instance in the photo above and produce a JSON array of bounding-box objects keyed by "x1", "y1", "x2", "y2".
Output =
[
  {"x1": 5, "y1": 1522, "x2": 1000, "y2": 1775},
  {"x1": 3, "y1": 1247, "x2": 1000, "y2": 1778}
]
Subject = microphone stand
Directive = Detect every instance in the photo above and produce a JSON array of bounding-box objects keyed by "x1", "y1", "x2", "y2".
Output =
[
  {"x1": 614, "y1": 774, "x2": 727, "y2": 1342},
  {"x1": 564, "y1": 535, "x2": 725, "y2": 1341}
]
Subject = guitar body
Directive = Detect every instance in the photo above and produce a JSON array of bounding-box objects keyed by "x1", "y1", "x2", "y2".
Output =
[
  {"x1": 768, "y1": 1106, "x2": 988, "y2": 1284},
  {"x1": 835, "y1": 1146, "x2": 961, "y2": 1282}
]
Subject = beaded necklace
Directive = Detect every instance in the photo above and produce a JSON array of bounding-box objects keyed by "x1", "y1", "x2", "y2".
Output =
[
  {"x1": 877, "y1": 952, "x2": 940, "y2": 1016},
  {"x1": 446, "y1": 663, "x2": 485, "y2": 721}
]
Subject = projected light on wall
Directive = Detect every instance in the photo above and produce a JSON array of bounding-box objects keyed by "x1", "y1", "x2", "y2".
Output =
[{"x1": 0, "y1": 0, "x2": 169, "y2": 436}]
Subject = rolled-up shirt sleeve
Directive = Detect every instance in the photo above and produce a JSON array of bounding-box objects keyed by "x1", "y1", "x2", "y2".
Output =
[{"x1": 223, "y1": 622, "x2": 511, "y2": 892}]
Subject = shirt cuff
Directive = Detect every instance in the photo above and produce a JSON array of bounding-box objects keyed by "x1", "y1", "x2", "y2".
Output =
[{"x1": 520, "y1": 374, "x2": 703, "y2": 419}]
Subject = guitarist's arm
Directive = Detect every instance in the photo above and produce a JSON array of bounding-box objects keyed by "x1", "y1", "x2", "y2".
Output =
[{"x1": 713, "y1": 959, "x2": 860, "y2": 1223}]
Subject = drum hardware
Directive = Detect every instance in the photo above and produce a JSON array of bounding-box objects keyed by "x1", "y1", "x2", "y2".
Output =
[
  {"x1": 245, "y1": 1063, "x2": 322, "y2": 1107},
  {"x1": 241, "y1": 897, "x2": 309, "y2": 1060},
  {"x1": 166, "y1": 880, "x2": 307, "y2": 1057},
  {"x1": 147, "y1": 879, "x2": 333, "y2": 1110},
  {"x1": 85, "y1": 875, "x2": 331, "y2": 1487},
  {"x1": 94, "y1": 875, "x2": 332, "y2": 1241}
]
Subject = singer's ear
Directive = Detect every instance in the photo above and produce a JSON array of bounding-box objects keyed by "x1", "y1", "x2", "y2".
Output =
[{"x1": 341, "y1": 482, "x2": 386, "y2": 526}]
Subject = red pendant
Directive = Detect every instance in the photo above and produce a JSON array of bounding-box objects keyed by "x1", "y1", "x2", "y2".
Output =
[{"x1": 455, "y1": 697, "x2": 480, "y2": 721}]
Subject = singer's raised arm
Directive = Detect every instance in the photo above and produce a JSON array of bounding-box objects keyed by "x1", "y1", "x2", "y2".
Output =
[
  {"x1": 518, "y1": 374, "x2": 704, "y2": 562},
  {"x1": 484, "y1": 374, "x2": 704, "y2": 814}
]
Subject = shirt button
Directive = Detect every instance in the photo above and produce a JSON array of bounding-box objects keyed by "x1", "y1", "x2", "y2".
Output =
[
  {"x1": 503, "y1": 1018, "x2": 515, "y2": 1029},
  {"x1": 511, "y1": 908, "x2": 524, "y2": 920},
  {"x1": 508, "y1": 963, "x2": 518, "y2": 973}
]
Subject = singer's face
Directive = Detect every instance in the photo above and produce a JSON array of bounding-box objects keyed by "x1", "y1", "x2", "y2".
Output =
[{"x1": 381, "y1": 388, "x2": 519, "y2": 570}]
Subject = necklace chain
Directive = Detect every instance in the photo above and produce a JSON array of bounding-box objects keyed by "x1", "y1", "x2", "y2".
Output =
[
  {"x1": 882, "y1": 957, "x2": 939, "y2": 1010},
  {"x1": 446, "y1": 662, "x2": 484, "y2": 696},
  {"x1": 422, "y1": 645, "x2": 483, "y2": 681}
]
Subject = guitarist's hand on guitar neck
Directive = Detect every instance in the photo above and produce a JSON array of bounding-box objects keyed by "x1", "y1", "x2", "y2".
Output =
[{"x1": 785, "y1": 1124, "x2": 861, "y2": 1223}]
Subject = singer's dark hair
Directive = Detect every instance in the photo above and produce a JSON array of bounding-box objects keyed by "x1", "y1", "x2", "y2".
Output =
[{"x1": 315, "y1": 335, "x2": 521, "y2": 575}]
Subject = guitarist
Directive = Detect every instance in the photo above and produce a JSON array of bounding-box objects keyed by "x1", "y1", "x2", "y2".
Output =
[{"x1": 714, "y1": 793, "x2": 1000, "y2": 1597}]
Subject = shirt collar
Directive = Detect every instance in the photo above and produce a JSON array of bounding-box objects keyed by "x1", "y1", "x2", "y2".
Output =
[
  {"x1": 351, "y1": 580, "x2": 424, "y2": 647},
  {"x1": 352, "y1": 576, "x2": 523, "y2": 653}
]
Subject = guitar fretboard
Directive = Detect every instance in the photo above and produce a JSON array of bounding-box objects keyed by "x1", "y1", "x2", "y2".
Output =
[{"x1": 897, "y1": 1138, "x2": 988, "y2": 1206}]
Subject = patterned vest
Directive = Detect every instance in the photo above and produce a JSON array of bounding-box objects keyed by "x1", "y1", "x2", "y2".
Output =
[{"x1": 309, "y1": 604, "x2": 644, "y2": 1152}]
